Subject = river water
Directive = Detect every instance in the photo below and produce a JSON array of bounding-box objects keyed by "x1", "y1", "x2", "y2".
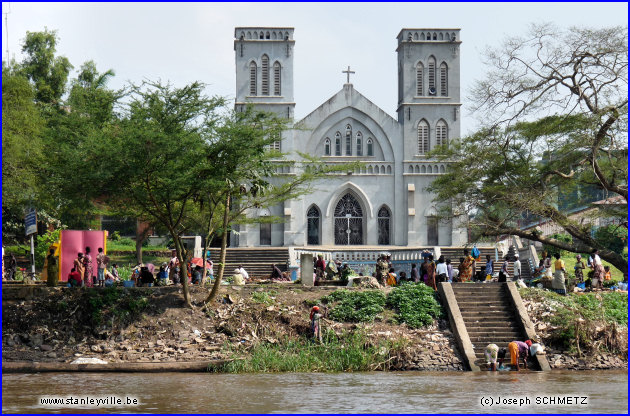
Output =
[{"x1": 2, "y1": 370, "x2": 627, "y2": 413}]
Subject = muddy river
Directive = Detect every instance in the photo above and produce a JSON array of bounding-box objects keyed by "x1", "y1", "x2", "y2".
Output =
[{"x1": 2, "y1": 370, "x2": 627, "y2": 413}]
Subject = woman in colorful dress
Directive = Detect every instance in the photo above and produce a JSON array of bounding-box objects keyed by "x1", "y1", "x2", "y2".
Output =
[
  {"x1": 459, "y1": 249, "x2": 475, "y2": 282},
  {"x1": 83, "y1": 246, "x2": 94, "y2": 287},
  {"x1": 574, "y1": 255, "x2": 585, "y2": 283},
  {"x1": 591, "y1": 249, "x2": 604, "y2": 290}
]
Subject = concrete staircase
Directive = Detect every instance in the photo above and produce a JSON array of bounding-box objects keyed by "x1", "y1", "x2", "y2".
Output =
[
  {"x1": 209, "y1": 248, "x2": 290, "y2": 279},
  {"x1": 451, "y1": 283, "x2": 523, "y2": 368}
]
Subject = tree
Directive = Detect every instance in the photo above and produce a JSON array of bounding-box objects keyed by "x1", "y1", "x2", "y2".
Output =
[
  {"x1": 429, "y1": 24, "x2": 628, "y2": 271},
  {"x1": 19, "y1": 29, "x2": 73, "y2": 105},
  {"x1": 85, "y1": 81, "x2": 225, "y2": 307},
  {"x1": 1, "y1": 64, "x2": 45, "y2": 239},
  {"x1": 41, "y1": 60, "x2": 120, "y2": 229},
  {"x1": 2, "y1": 64, "x2": 44, "y2": 204}
]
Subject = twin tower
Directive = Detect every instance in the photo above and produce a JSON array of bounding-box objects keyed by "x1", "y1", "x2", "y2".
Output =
[{"x1": 234, "y1": 27, "x2": 461, "y2": 151}]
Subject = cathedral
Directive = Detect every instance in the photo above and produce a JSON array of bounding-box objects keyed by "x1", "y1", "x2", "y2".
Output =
[{"x1": 231, "y1": 27, "x2": 467, "y2": 248}]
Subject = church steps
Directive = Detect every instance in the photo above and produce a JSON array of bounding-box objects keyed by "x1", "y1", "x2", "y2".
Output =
[{"x1": 209, "y1": 248, "x2": 290, "y2": 278}]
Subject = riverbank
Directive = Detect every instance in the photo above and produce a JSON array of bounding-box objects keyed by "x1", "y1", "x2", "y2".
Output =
[{"x1": 2, "y1": 284, "x2": 626, "y2": 372}]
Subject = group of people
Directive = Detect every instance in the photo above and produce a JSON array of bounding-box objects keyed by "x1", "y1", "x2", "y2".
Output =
[
  {"x1": 531, "y1": 248, "x2": 612, "y2": 295},
  {"x1": 485, "y1": 339, "x2": 544, "y2": 371},
  {"x1": 314, "y1": 256, "x2": 353, "y2": 283},
  {"x1": 67, "y1": 246, "x2": 115, "y2": 287}
]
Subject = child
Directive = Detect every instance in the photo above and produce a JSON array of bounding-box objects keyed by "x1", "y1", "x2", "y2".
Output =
[{"x1": 603, "y1": 266, "x2": 612, "y2": 282}]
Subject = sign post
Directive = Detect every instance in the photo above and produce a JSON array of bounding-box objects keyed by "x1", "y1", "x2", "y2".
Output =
[{"x1": 25, "y1": 209, "x2": 37, "y2": 277}]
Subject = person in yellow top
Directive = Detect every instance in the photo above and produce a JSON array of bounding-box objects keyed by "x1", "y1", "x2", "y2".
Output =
[
  {"x1": 603, "y1": 266, "x2": 612, "y2": 282},
  {"x1": 552, "y1": 253, "x2": 567, "y2": 295}
]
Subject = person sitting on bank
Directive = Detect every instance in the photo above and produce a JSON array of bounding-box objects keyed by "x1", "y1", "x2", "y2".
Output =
[
  {"x1": 325, "y1": 259, "x2": 339, "y2": 280},
  {"x1": 139, "y1": 266, "x2": 155, "y2": 287},
  {"x1": 68, "y1": 267, "x2": 82, "y2": 287},
  {"x1": 271, "y1": 264, "x2": 289, "y2": 281},
  {"x1": 191, "y1": 265, "x2": 203, "y2": 285},
  {"x1": 603, "y1": 266, "x2": 612, "y2": 283},
  {"x1": 508, "y1": 340, "x2": 530, "y2": 371},
  {"x1": 104, "y1": 270, "x2": 116, "y2": 287},
  {"x1": 386, "y1": 268, "x2": 397, "y2": 286},
  {"x1": 237, "y1": 265, "x2": 249, "y2": 282},
  {"x1": 232, "y1": 268, "x2": 245, "y2": 285},
  {"x1": 157, "y1": 264, "x2": 169, "y2": 286}
]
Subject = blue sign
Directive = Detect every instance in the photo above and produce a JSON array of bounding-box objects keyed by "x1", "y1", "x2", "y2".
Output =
[{"x1": 25, "y1": 210, "x2": 37, "y2": 236}]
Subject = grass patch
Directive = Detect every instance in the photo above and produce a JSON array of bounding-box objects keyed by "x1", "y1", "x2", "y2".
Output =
[
  {"x1": 321, "y1": 290, "x2": 386, "y2": 323},
  {"x1": 251, "y1": 290, "x2": 278, "y2": 305},
  {"x1": 386, "y1": 282, "x2": 443, "y2": 328},
  {"x1": 211, "y1": 330, "x2": 406, "y2": 373}
]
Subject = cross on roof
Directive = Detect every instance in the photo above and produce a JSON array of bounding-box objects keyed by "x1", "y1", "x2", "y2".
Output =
[{"x1": 342, "y1": 65, "x2": 355, "y2": 84}]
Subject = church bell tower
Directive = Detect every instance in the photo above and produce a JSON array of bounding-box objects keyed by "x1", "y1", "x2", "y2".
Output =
[
  {"x1": 234, "y1": 27, "x2": 295, "y2": 121},
  {"x1": 396, "y1": 29, "x2": 461, "y2": 159}
]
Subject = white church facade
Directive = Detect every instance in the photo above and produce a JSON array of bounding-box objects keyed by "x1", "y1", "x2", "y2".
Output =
[{"x1": 231, "y1": 27, "x2": 468, "y2": 248}]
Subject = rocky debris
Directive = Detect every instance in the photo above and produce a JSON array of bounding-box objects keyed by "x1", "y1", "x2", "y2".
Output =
[
  {"x1": 2, "y1": 285, "x2": 626, "y2": 371},
  {"x1": 547, "y1": 352, "x2": 626, "y2": 370}
]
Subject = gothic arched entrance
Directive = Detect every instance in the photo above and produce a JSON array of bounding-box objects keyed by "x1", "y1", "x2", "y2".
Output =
[{"x1": 334, "y1": 193, "x2": 364, "y2": 245}]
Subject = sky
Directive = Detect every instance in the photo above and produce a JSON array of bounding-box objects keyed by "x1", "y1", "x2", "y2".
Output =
[{"x1": 2, "y1": 2, "x2": 628, "y2": 135}]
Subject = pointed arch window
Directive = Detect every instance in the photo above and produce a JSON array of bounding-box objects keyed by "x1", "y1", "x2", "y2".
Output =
[
  {"x1": 356, "y1": 132, "x2": 363, "y2": 156},
  {"x1": 335, "y1": 132, "x2": 341, "y2": 156},
  {"x1": 324, "y1": 138, "x2": 331, "y2": 156},
  {"x1": 273, "y1": 61, "x2": 281, "y2": 95},
  {"x1": 436, "y1": 120, "x2": 448, "y2": 148},
  {"x1": 334, "y1": 193, "x2": 363, "y2": 245},
  {"x1": 261, "y1": 54, "x2": 270, "y2": 95},
  {"x1": 440, "y1": 62, "x2": 448, "y2": 96},
  {"x1": 416, "y1": 62, "x2": 424, "y2": 96},
  {"x1": 378, "y1": 206, "x2": 391, "y2": 245},
  {"x1": 345, "y1": 125, "x2": 352, "y2": 155},
  {"x1": 417, "y1": 120, "x2": 429, "y2": 154},
  {"x1": 428, "y1": 56, "x2": 436, "y2": 95},
  {"x1": 367, "y1": 138, "x2": 374, "y2": 156},
  {"x1": 307, "y1": 205, "x2": 321, "y2": 245},
  {"x1": 249, "y1": 62, "x2": 257, "y2": 96}
]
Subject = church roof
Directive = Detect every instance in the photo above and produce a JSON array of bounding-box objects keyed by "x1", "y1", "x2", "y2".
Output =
[{"x1": 295, "y1": 83, "x2": 398, "y2": 128}]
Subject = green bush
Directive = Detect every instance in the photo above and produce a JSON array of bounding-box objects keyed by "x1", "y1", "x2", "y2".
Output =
[
  {"x1": 386, "y1": 282, "x2": 443, "y2": 328},
  {"x1": 35, "y1": 229, "x2": 61, "y2": 269},
  {"x1": 321, "y1": 290, "x2": 386, "y2": 323}
]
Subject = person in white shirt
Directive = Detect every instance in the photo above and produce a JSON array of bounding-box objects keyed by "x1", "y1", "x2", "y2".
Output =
[
  {"x1": 513, "y1": 255, "x2": 521, "y2": 280},
  {"x1": 436, "y1": 256, "x2": 448, "y2": 283},
  {"x1": 237, "y1": 265, "x2": 249, "y2": 282}
]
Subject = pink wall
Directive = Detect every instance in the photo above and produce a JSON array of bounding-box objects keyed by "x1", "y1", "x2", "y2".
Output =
[{"x1": 60, "y1": 230, "x2": 107, "y2": 282}]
